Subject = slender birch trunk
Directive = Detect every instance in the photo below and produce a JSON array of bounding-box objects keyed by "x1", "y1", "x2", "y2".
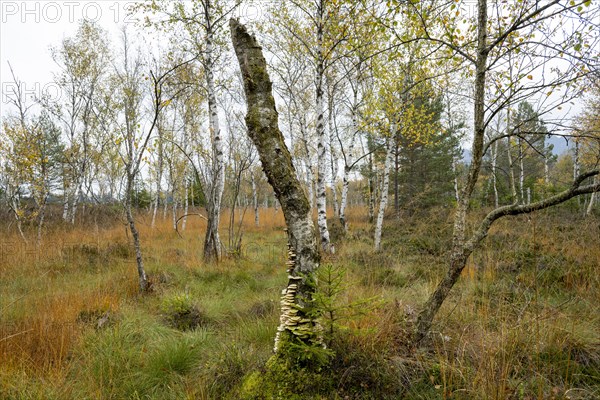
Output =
[
  {"x1": 518, "y1": 137, "x2": 525, "y2": 203},
  {"x1": 62, "y1": 186, "x2": 69, "y2": 221},
  {"x1": 328, "y1": 98, "x2": 339, "y2": 218},
  {"x1": 587, "y1": 176, "x2": 597, "y2": 216},
  {"x1": 182, "y1": 183, "x2": 189, "y2": 231},
  {"x1": 70, "y1": 183, "x2": 82, "y2": 225},
  {"x1": 491, "y1": 140, "x2": 499, "y2": 207},
  {"x1": 172, "y1": 197, "x2": 177, "y2": 230},
  {"x1": 394, "y1": 140, "x2": 400, "y2": 216},
  {"x1": 231, "y1": 19, "x2": 321, "y2": 351},
  {"x1": 374, "y1": 137, "x2": 394, "y2": 251},
  {"x1": 203, "y1": 12, "x2": 225, "y2": 262},
  {"x1": 507, "y1": 136, "x2": 518, "y2": 202},
  {"x1": 251, "y1": 171, "x2": 259, "y2": 226},
  {"x1": 452, "y1": 156, "x2": 460, "y2": 204},
  {"x1": 315, "y1": 3, "x2": 331, "y2": 253},
  {"x1": 368, "y1": 151, "x2": 375, "y2": 223},
  {"x1": 151, "y1": 124, "x2": 164, "y2": 229},
  {"x1": 339, "y1": 101, "x2": 357, "y2": 232},
  {"x1": 125, "y1": 173, "x2": 148, "y2": 292},
  {"x1": 10, "y1": 197, "x2": 28, "y2": 244}
]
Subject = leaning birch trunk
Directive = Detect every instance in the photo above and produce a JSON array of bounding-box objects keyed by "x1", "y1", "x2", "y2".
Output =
[
  {"x1": 414, "y1": 0, "x2": 600, "y2": 343},
  {"x1": 415, "y1": 0, "x2": 490, "y2": 343},
  {"x1": 374, "y1": 136, "x2": 394, "y2": 251},
  {"x1": 230, "y1": 19, "x2": 321, "y2": 352}
]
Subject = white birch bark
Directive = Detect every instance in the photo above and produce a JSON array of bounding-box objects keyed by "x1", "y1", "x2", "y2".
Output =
[
  {"x1": 203, "y1": 14, "x2": 225, "y2": 261},
  {"x1": 507, "y1": 136, "x2": 518, "y2": 202},
  {"x1": 328, "y1": 101, "x2": 339, "y2": 218},
  {"x1": 251, "y1": 171, "x2": 259, "y2": 226},
  {"x1": 544, "y1": 147, "x2": 550, "y2": 185},
  {"x1": 151, "y1": 124, "x2": 164, "y2": 229},
  {"x1": 62, "y1": 188, "x2": 69, "y2": 221},
  {"x1": 518, "y1": 137, "x2": 525, "y2": 203},
  {"x1": 452, "y1": 156, "x2": 460, "y2": 203},
  {"x1": 315, "y1": 2, "x2": 331, "y2": 253},
  {"x1": 374, "y1": 136, "x2": 394, "y2": 251},
  {"x1": 182, "y1": 184, "x2": 189, "y2": 231},
  {"x1": 491, "y1": 139, "x2": 499, "y2": 208},
  {"x1": 587, "y1": 176, "x2": 597, "y2": 216}
]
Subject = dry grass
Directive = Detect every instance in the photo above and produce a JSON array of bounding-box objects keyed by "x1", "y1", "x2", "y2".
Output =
[{"x1": 1, "y1": 206, "x2": 599, "y2": 399}]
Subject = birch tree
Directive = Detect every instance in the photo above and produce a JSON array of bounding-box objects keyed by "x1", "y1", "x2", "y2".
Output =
[
  {"x1": 231, "y1": 19, "x2": 322, "y2": 352},
  {"x1": 399, "y1": 0, "x2": 600, "y2": 342},
  {"x1": 268, "y1": 0, "x2": 356, "y2": 253},
  {"x1": 137, "y1": 0, "x2": 242, "y2": 261},
  {"x1": 107, "y1": 27, "x2": 185, "y2": 292},
  {"x1": 48, "y1": 20, "x2": 111, "y2": 224}
]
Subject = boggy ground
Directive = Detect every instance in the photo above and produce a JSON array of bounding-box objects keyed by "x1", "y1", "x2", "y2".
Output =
[{"x1": 0, "y1": 206, "x2": 598, "y2": 399}]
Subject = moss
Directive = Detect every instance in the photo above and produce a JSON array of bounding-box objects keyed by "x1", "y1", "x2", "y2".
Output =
[{"x1": 240, "y1": 332, "x2": 334, "y2": 400}]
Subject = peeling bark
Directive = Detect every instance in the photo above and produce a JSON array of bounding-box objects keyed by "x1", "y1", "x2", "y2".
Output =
[{"x1": 230, "y1": 19, "x2": 321, "y2": 352}]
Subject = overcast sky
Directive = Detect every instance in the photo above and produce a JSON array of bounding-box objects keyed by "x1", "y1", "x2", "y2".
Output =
[
  {"x1": 0, "y1": 1, "x2": 587, "y2": 155},
  {"x1": 0, "y1": 1, "x2": 144, "y2": 116}
]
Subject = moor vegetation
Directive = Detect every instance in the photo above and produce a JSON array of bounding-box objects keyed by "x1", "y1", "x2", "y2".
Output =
[{"x1": 1, "y1": 0, "x2": 600, "y2": 399}]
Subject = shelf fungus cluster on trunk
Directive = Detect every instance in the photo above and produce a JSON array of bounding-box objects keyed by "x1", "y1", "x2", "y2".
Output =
[
  {"x1": 230, "y1": 18, "x2": 322, "y2": 354},
  {"x1": 274, "y1": 234, "x2": 320, "y2": 353}
]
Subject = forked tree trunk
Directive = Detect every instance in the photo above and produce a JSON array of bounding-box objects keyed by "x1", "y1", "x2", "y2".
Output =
[
  {"x1": 414, "y1": 0, "x2": 600, "y2": 344},
  {"x1": 231, "y1": 19, "x2": 321, "y2": 352}
]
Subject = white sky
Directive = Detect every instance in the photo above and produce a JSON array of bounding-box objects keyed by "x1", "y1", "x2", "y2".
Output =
[
  {"x1": 0, "y1": 1, "x2": 593, "y2": 156},
  {"x1": 0, "y1": 1, "x2": 146, "y2": 116}
]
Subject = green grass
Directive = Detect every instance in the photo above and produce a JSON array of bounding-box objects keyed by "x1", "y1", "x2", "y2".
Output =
[{"x1": 1, "y1": 208, "x2": 599, "y2": 399}]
